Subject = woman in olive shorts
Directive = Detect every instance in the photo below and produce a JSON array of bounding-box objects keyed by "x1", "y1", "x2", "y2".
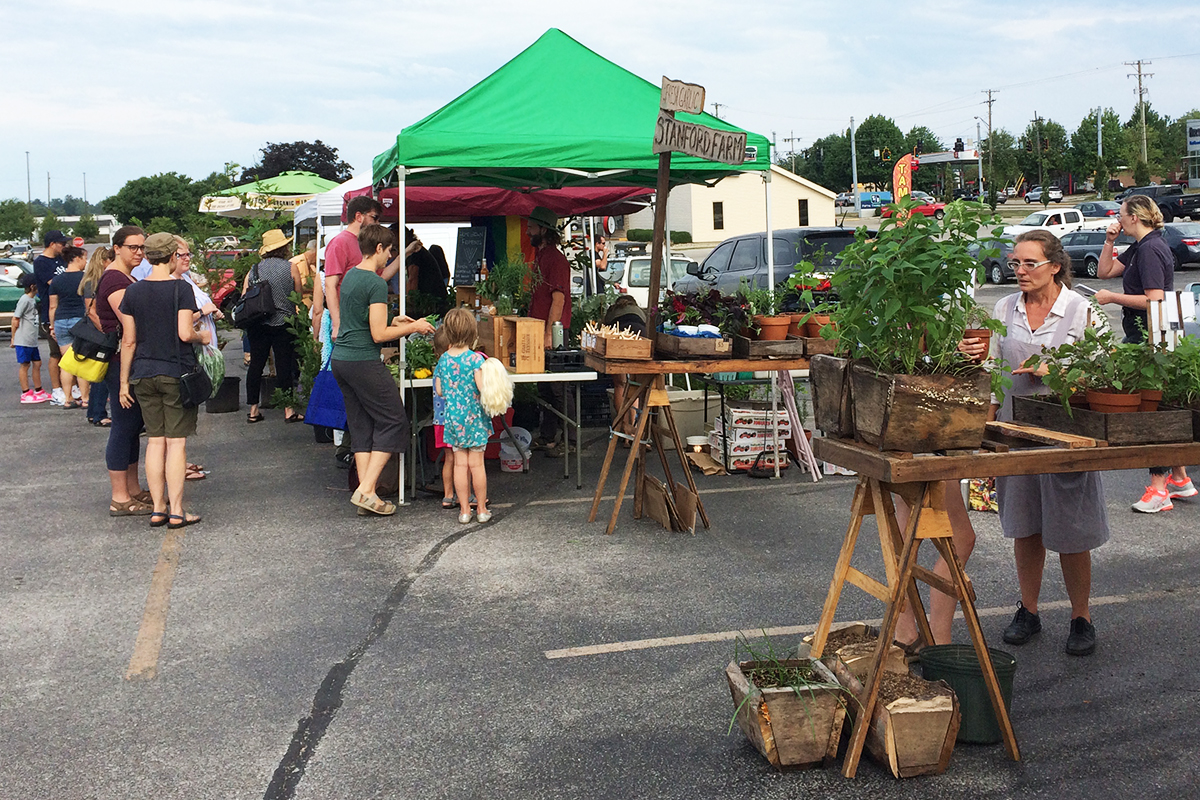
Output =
[
  {"x1": 331, "y1": 224, "x2": 434, "y2": 516},
  {"x1": 118, "y1": 233, "x2": 210, "y2": 529}
]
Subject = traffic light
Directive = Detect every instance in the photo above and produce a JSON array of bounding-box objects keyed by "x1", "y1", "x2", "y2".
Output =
[
  {"x1": 915, "y1": 139, "x2": 924, "y2": 155},
  {"x1": 1025, "y1": 140, "x2": 1033, "y2": 152},
  {"x1": 953, "y1": 138, "x2": 964, "y2": 154},
  {"x1": 881, "y1": 147, "x2": 892, "y2": 163},
  {"x1": 1042, "y1": 139, "x2": 1050, "y2": 153}
]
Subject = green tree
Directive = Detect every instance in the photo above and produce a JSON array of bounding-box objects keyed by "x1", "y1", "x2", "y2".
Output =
[
  {"x1": 794, "y1": 132, "x2": 852, "y2": 192},
  {"x1": 241, "y1": 141, "x2": 353, "y2": 183},
  {"x1": 103, "y1": 172, "x2": 199, "y2": 230},
  {"x1": 853, "y1": 115, "x2": 905, "y2": 189},
  {"x1": 1133, "y1": 159, "x2": 1152, "y2": 186},
  {"x1": 982, "y1": 128, "x2": 1020, "y2": 188},
  {"x1": 1017, "y1": 119, "x2": 1070, "y2": 187},
  {"x1": 73, "y1": 212, "x2": 100, "y2": 241},
  {"x1": 0, "y1": 199, "x2": 36, "y2": 241},
  {"x1": 38, "y1": 208, "x2": 61, "y2": 241},
  {"x1": 1070, "y1": 108, "x2": 1128, "y2": 192},
  {"x1": 904, "y1": 126, "x2": 944, "y2": 192},
  {"x1": 1123, "y1": 102, "x2": 1171, "y2": 177}
]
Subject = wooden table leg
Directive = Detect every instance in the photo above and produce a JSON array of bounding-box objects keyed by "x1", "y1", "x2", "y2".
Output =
[
  {"x1": 605, "y1": 384, "x2": 654, "y2": 535},
  {"x1": 931, "y1": 535, "x2": 1022, "y2": 761},
  {"x1": 588, "y1": 381, "x2": 649, "y2": 523},
  {"x1": 841, "y1": 481, "x2": 929, "y2": 778},
  {"x1": 874, "y1": 484, "x2": 936, "y2": 649},
  {"x1": 810, "y1": 479, "x2": 872, "y2": 657}
]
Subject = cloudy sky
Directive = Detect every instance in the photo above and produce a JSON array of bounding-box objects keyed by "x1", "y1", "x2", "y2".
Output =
[{"x1": 4, "y1": 0, "x2": 1199, "y2": 205}]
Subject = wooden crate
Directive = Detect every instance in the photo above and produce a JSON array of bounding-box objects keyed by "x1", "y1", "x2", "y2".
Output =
[
  {"x1": 801, "y1": 336, "x2": 838, "y2": 356},
  {"x1": 810, "y1": 355, "x2": 854, "y2": 438},
  {"x1": 1013, "y1": 396, "x2": 1194, "y2": 445},
  {"x1": 801, "y1": 622, "x2": 905, "y2": 681},
  {"x1": 733, "y1": 335, "x2": 806, "y2": 359},
  {"x1": 654, "y1": 331, "x2": 732, "y2": 359},
  {"x1": 498, "y1": 316, "x2": 545, "y2": 374},
  {"x1": 590, "y1": 334, "x2": 653, "y2": 360},
  {"x1": 726, "y1": 658, "x2": 846, "y2": 770},
  {"x1": 476, "y1": 314, "x2": 505, "y2": 358},
  {"x1": 829, "y1": 658, "x2": 960, "y2": 779},
  {"x1": 849, "y1": 362, "x2": 991, "y2": 452}
]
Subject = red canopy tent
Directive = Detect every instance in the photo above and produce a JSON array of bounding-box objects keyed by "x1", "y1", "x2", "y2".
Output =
[{"x1": 341, "y1": 184, "x2": 651, "y2": 223}]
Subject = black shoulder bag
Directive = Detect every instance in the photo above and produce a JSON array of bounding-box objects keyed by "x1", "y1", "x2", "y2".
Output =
[
  {"x1": 230, "y1": 261, "x2": 275, "y2": 329},
  {"x1": 69, "y1": 293, "x2": 120, "y2": 362},
  {"x1": 174, "y1": 282, "x2": 212, "y2": 408}
]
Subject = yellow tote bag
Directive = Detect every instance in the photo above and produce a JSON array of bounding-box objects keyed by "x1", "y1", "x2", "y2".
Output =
[{"x1": 59, "y1": 345, "x2": 109, "y2": 383}]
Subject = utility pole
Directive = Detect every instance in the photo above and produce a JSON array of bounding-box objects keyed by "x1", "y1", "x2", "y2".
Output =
[
  {"x1": 710, "y1": 102, "x2": 724, "y2": 119},
  {"x1": 83, "y1": 172, "x2": 87, "y2": 207},
  {"x1": 25, "y1": 151, "x2": 31, "y2": 211},
  {"x1": 976, "y1": 121, "x2": 984, "y2": 191},
  {"x1": 47, "y1": 173, "x2": 51, "y2": 212},
  {"x1": 1125, "y1": 60, "x2": 1153, "y2": 163},
  {"x1": 983, "y1": 89, "x2": 996, "y2": 194},
  {"x1": 850, "y1": 116, "x2": 860, "y2": 214},
  {"x1": 1097, "y1": 106, "x2": 1103, "y2": 199},
  {"x1": 1032, "y1": 112, "x2": 1045, "y2": 188},
  {"x1": 782, "y1": 130, "x2": 802, "y2": 154}
]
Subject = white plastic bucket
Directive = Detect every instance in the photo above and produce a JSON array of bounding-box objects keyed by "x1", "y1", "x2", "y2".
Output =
[{"x1": 498, "y1": 426, "x2": 532, "y2": 473}]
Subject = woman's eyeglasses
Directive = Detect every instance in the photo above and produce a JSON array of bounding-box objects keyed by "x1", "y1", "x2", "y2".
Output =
[{"x1": 1006, "y1": 259, "x2": 1051, "y2": 272}]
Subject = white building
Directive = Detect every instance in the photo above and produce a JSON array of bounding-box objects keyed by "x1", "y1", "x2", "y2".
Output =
[
  {"x1": 626, "y1": 165, "x2": 836, "y2": 243},
  {"x1": 33, "y1": 214, "x2": 121, "y2": 239}
]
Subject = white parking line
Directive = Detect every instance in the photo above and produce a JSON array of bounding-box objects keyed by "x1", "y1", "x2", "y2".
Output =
[{"x1": 543, "y1": 587, "x2": 1193, "y2": 660}]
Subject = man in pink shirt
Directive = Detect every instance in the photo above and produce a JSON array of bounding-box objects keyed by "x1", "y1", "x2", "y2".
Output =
[{"x1": 324, "y1": 196, "x2": 382, "y2": 341}]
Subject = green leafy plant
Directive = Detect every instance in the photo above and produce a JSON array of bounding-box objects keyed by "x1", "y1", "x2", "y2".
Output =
[
  {"x1": 791, "y1": 198, "x2": 1007, "y2": 377},
  {"x1": 727, "y1": 633, "x2": 852, "y2": 737},
  {"x1": 1165, "y1": 335, "x2": 1200, "y2": 407},
  {"x1": 477, "y1": 256, "x2": 537, "y2": 317},
  {"x1": 663, "y1": 289, "x2": 748, "y2": 338}
]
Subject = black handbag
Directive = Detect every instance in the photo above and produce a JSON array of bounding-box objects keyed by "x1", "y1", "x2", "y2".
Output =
[
  {"x1": 69, "y1": 301, "x2": 120, "y2": 362},
  {"x1": 230, "y1": 262, "x2": 275, "y2": 329},
  {"x1": 174, "y1": 283, "x2": 212, "y2": 409}
]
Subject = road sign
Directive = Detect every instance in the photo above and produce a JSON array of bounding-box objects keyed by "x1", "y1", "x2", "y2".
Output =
[
  {"x1": 652, "y1": 111, "x2": 747, "y2": 165},
  {"x1": 660, "y1": 77, "x2": 705, "y2": 115}
]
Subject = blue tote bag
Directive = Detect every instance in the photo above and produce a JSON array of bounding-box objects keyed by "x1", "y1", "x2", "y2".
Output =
[{"x1": 305, "y1": 359, "x2": 347, "y2": 431}]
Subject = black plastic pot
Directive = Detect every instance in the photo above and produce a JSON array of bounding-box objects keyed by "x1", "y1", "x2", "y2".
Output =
[{"x1": 205, "y1": 377, "x2": 241, "y2": 414}]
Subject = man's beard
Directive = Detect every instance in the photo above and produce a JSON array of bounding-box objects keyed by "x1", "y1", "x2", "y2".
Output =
[{"x1": 529, "y1": 232, "x2": 544, "y2": 248}]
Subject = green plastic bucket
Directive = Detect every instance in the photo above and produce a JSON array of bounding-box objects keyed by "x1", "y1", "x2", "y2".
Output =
[{"x1": 919, "y1": 644, "x2": 1017, "y2": 744}]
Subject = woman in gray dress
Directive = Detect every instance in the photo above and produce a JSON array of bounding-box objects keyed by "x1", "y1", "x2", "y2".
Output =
[{"x1": 992, "y1": 229, "x2": 1109, "y2": 657}]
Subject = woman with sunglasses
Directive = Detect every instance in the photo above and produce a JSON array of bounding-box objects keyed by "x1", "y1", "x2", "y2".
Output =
[
  {"x1": 990, "y1": 229, "x2": 1109, "y2": 657},
  {"x1": 96, "y1": 226, "x2": 152, "y2": 516}
]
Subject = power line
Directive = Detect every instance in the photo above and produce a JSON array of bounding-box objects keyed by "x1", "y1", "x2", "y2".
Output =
[{"x1": 1126, "y1": 59, "x2": 1153, "y2": 162}]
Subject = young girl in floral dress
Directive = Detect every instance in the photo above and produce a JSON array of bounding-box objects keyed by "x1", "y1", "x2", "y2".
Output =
[{"x1": 434, "y1": 308, "x2": 493, "y2": 523}]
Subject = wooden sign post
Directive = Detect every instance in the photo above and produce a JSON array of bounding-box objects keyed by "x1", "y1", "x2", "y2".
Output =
[{"x1": 645, "y1": 77, "x2": 748, "y2": 326}]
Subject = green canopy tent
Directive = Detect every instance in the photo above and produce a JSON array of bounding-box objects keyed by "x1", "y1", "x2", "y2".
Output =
[
  {"x1": 372, "y1": 28, "x2": 770, "y2": 190},
  {"x1": 198, "y1": 170, "x2": 341, "y2": 218}
]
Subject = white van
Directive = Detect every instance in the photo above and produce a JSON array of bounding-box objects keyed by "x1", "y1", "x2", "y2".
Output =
[{"x1": 613, "y1": 255, "x2": 697, "y2": 307}]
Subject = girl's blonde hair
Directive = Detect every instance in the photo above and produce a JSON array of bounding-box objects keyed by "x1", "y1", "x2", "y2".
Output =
[
  {"x1": 442, "y1": 307, "x2": 477, "y2": 348},
  {"x1": 80, "y1": 246, "x2": 113, "y2": 296}
]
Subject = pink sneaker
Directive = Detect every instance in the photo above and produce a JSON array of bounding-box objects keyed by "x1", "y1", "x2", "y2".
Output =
[
  {"x1": 1166, "y1": 476, "x2": 1198, "y2": 499},
  {"x1": 33, "y1": 390, "x2": 52, "y2": 402},
  {"x1": 21, "y1": 390, "x2": 49, "y2": 404}
]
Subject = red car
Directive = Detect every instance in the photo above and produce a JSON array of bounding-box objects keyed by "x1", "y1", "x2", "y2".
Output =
[
  {"x1": 882, "y1": 201, "x2": 946, "y2": 220},
  {"x1": 196, "y1": 249, "x2": 253, "y2": 312}
]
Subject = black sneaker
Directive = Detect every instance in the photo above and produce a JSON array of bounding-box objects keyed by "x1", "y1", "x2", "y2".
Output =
[
  {"x1": 1066, "y1": 617, "x2": 1096, "y2": 656},
  {"x1": 1002, "y1": 602, "x2": 1042, "y2": 645},
  {"x1": 335, "y1": 451, "x2": 353, "y2": 469}
]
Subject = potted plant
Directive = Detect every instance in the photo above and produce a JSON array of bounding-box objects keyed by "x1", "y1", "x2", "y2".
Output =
[
  {"x1": 739, "y1": 285, "x2": 790, "y2": 341},
  {"x1": 725, "y1": 635, "x2": 849, "y2": 770},
  {"x1": 963, "y1": 299, "x2": 1002, "y2": 360},
  {"x1": 1165, "y1": 334, "x2": 1200, "y2": 438},
  {"x1": 794, "y1": 198, "x2": 1007, "y2": 452}
]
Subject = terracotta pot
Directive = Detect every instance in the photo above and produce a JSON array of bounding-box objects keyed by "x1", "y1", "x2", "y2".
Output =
[
  {"x1": 1139, "y1": 389, "x2": 1163, "y2": 413},
  {"x1": 1067, "y1": 392, "x2": 1089, "y2": 409},
  {"x1": 963, "y1": 328, "x2": 992, "y2": 363},
  {"x1": 753, "y1": 315, "x2": 791, "y2": 341},
  {"x1": 803, "y1": 429, "x2": 813, "y2": 442},
  {"x1": 787, "y1": 313, "x2": 807, "y2": 338},
  {"x1": 1085, "y1": 388, "x2": 1141, "y2": 414}
]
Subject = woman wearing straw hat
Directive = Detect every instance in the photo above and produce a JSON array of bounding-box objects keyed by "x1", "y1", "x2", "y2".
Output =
[{"x1": 243, "y1": 229, "x2": 303, "y2": 423}]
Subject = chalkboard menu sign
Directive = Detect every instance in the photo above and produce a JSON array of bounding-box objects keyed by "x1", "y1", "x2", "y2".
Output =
[{"x1": 454, "y1": 227, "x2": 487, "y2": 287}]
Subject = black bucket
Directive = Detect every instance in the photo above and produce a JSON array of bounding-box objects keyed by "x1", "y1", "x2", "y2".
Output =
[
  {"x1": 205, "y1": 377, "x2": 241, "y2": 414},
  {"x1": 919, "y1": 644, "x2": 1017, "y2": 744}
]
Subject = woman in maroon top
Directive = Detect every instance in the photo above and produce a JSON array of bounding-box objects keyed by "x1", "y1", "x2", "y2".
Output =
[{"x1": 97, "y1": 225, "x2": 152, "y2": 516}]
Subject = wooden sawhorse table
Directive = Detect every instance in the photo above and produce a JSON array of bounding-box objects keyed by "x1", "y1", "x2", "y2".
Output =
[
  {"x1": 809, "y1": 435, "x2": 1200, "y2": 778},
  {"x1": 584, "y1": 354, "x2": 809, "y2": 534}
]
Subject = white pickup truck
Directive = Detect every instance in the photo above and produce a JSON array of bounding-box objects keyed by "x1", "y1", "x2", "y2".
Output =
[{"x1": 1003, "y1": 208, "x2": 1108, "y2": 239}]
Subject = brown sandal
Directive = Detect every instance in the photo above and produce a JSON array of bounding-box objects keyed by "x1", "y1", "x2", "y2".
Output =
[
  {"x1": 110, "y1": 498, "x2": 153, "y2": 517},
  {"x1": 351, "y1": 491, "x2": 396, "y2": 516}
]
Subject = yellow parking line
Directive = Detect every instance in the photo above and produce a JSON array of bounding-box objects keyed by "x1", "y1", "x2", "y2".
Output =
[{"x1": 125, "y1": 530, "x2": 185, "y2": 681}]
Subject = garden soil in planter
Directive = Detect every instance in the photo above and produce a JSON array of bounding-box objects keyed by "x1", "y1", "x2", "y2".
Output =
[{"x1": 849, "y1": 362, "x2": 991, "y2": 452}]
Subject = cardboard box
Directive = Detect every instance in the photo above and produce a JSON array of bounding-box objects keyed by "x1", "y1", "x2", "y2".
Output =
[
  {"x1": 720, "y1": 406, "x2": 792, "y2": 432},
  {"x1": 714, "y1": 415, "x2": 791, "y2": 440},
  {"x1": 498, "y1": 316, "x2": 545, "y2": 374}
]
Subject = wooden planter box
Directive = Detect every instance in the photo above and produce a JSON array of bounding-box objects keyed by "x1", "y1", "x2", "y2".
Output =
[
  {"x1": 828, "y1": 658, "x2": 960, "y2": 779},
  {"x1": 726, "y1": 658, "x2": 846, "y2": 770},
  {"x1": 732, "y1": 335, "x2": 806, "y2": 359},
  {"x1": 801, "y1": 622, "x2": 906, "y2": 681},
  {"x1": 810, "y1": 355, "x2": 854, "y2": 438},
  {"x1": 850, "y1": 362, "x2": 991, "y2": 452},
  {"x1": 1013, "y1": 396, "x2": 1194, "y2": 445},
  {"x1": 799, "y1": 335, "x2": 839, "y2": 356},
  {"x1": 655, "y1": 331, "x2": 732, "y2": 359},
  {"x1": 584, "y1": 333, "x2": 653, "y2": 360}
]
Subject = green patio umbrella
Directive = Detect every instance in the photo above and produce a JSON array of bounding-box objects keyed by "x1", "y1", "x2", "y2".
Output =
[{"x1": 198, "y1": 170, "x2": 341, "y2": 218}]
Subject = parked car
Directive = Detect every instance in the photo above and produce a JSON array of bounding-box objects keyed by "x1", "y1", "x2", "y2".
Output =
[
  {"x1": 1003, "y1": 208, "x2": 1090, "y2": 238},
  {"x1": 968, "y1": 237, "x2": 1016, "y2": 284},
  {"x1": 1114, "y1": 185, "x2": 1200, "y2": 223},
  {"x1": 1, "y1": 257, "x2": 34, "y2": 282},
  {"x1": 203, "y1": 235, "x2": 240, "y2": 249},
  {"x1": 610, "y1": 241, "x2": 647, "y2": 260},
  {"x1": 834, "y1": 192, "x2": 855, "y2": 208},
  {"x1": 672, "y1": 228, "x2": 856, "y2": 301},
  {"x1": 197, "y1": 249, "x2": 252, "y2": 312},
  {"x1": 613, "y1": 255, "x2": 697, "y2": 306},
  {"x1": 882, "y1": 199, "x2": 946, "y2": 220},
  {"x1": 1024, "y1": 186, "x2": 1063, "y2": 203},
  {"x1": 7, "y1": 243, "x2": 33, "y2": 261},
  {"x1": 1074, "y1": 200, "x2": 1121, "y2": 218},
  {"x1": 1163, "y1": 222, "x2": 1200, "y2": 270},
  {"x1": 0, "y1": 273, "x2": 24, "y2": 323},
  {"x1": 1059, "y1": 229, "x2": 1133, "y2": 278}
]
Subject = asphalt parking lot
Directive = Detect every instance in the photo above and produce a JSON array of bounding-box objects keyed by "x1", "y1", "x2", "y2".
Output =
[{"x1": 3, "y1": 333, "x2": 1200, "y2": 799}]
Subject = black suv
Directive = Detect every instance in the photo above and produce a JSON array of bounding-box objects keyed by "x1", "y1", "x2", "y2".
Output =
[{"x1": 671, "y1": 228, "x2": 855, "y2": 299}]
